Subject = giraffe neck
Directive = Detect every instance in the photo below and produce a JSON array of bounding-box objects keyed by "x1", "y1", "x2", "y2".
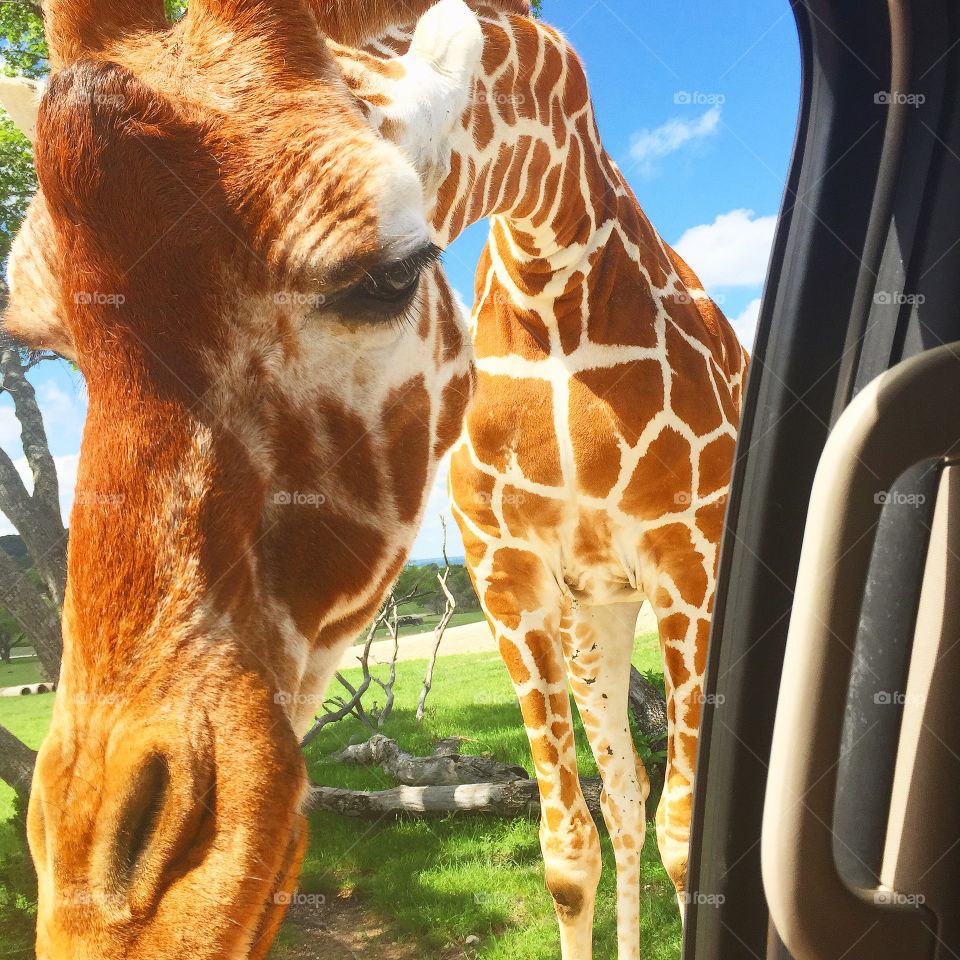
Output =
[{"x1": 370, "y1": 8, "x2": 733, "y2": 365}]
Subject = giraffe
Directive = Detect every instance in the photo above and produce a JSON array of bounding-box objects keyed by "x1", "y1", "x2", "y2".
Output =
[
  {"x1": 326, "y1": 4, "x2": 749, "y2": 957},
  {"x1": 0, "y1": 1, "x2": 483, "y2": 957}
]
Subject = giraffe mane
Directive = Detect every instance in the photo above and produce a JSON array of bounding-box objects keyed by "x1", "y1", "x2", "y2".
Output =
[{"x1": 307, "y1": 0, "x2": 530, "y2": 45}]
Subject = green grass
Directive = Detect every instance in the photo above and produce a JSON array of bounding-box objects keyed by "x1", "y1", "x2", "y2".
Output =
[
  {"x1": 0, "y1": 657, "x2": 45, "y2": 689},
  {"x1": 288, "y1": 631, "x2": 678, "y2": 960},
  {"x1": 0, "y1": 634, "x2": 679, "y2": 960}
]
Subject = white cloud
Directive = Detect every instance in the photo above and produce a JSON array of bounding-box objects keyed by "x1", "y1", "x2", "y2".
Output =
[
  {"x1": 0, "y1": 405, "x2": 21, "y2": 450},
  {"x1": 674, "y1": 209, "x2": 776, "y2": 288},
  {"x1": 731, "y1": 298, "x2": 762, "y2": 350},
  {"x1": 629, "y1": 107, "x2": 721, "y2": 175}
]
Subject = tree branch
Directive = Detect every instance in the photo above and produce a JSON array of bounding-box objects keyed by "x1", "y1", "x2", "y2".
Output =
[{"x1": 0, "y1": 545, "x2": 61, "y2": 680}]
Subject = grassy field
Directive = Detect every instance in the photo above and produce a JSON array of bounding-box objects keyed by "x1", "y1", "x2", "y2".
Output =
[
  {"x1": 0, "y1": 633, "x2": 680, "y2": 960},
  {"x1": 0, "y1": 656, "x2": 44, "y2": 689}
]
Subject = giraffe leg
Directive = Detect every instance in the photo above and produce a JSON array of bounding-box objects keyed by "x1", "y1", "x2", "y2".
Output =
[
  {"x1": 645, "y1": 541, "x2": 716, "y2": 916},
  {"x1": 475, "y1": 560, "x2": 601, "y2": 960},
  {"x1": 563, "y1": 600, "x2": 647, "y2": 960}
]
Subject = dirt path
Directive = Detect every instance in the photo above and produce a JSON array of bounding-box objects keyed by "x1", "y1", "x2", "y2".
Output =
[
  {"x1": 277, "y1": 896, "x2": 421, "y2": 960},
  {"x1": 338, "y1": 605, "x2": 659, "y2": 671}
]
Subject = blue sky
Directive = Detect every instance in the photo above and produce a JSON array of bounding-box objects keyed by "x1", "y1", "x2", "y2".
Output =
[{"x1": 0, "y1": 0, "x2": 801, "y2": 560}]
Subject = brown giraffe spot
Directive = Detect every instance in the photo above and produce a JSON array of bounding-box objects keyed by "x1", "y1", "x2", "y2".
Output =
[
  {"x1": 468, "y1": 372, "x2": 563, "y2": 487},
  {"x1": 532, "y1": 734, "x2": 560, "y2": 770},
  {"x1": 315, "y1": 398, "x2": 381, "y2": 511},
  {"x1": 499, "y1": 636, "x2": 531, "y2": 685},
  {"x1": 433, "y1": 373, "x2": 472, "y2": 459},
  {"x1": 694, "y1": 619, "x2": 711, "y2": 676},
  {"x1": 643, "y1": 524, "x2": 708, "y2": 608},
  {"x1": 500, "y1": 136, "x2": 531, "y2": 214},
  {"x1": 572, "y1": 511, "x2": 614, "y2": 568},
  {"x1": 433, "y1": 279, "x2": 464, "y2": 364},
  {"x1": 535, "y1": 36, "x2": 564, "y2": 127},
  {"x1": 550, "y1": 721, "x2": 566, "y2": 739},
  {"x1": 619, "y1": 427, "x2": 694, "y2": 520},
  {"x1": 662, "y1": 642, "x2": 691, "y2": 688},
  {"x1": 526, "y1": 629, "x2": 564, "y2": 686},
  {"x1": 531, "y1": 163, "x2": 563, "y2": 231},
  {"x1": 545, "y1": 806, "x2": 564, "y2": 831},
  {"x1": 460, "y1": 525, "x2": 488, "y2": 570},
  {"x1": 562, "y1": 51, "x2": 590, "y2": 114},
  {"x1": 521, "y1": 689, "x2": 547, "y2": 727},
  {"x1": 514, "y1": 138, "x2": 552, "y2": 220},
  {"x1": 659, "y1": 612, "x2": 691, "y2": 644},
  {"x1": 554, "y1": 134, "x2": 592, "y2": 249},
  {"x1": 695, "y1": 499, "x2": 727, "y2": 549},
  {"x1": 655, "y1": 587, "x2": 673, "y2": 609},
  {"x1": 485, "y1": 143, "x2": 514, "y2": 212},
  {"x1": 473, "y1": 280, "x2": 550, "y2": 361},
  {"x1": 485, "y1": 547, "x2": 547, "y2": 629},
  {"x1": 382, "y1": 375, "x2": 430, "y2": 523},
  {"x1": 450, "y1": 446, "x2": 498, "y2": 532},
  {"x1": 666, "y1": 324, "x2": 724, "y2": 437},
  {"x1": 503, "y1": 485, "x2": 564, "y2": 540},
  {"x1": 556, "y1": 271, "x2": 585, "y2": 355},
  {"x1": 434, "y1": 149, "x2": 461, "y2": 227},
  {"x1": 480, "y1": 21, "x2": 512, "y2": 74},
  {"x1": 584, "y1": 232, "x2": 659, "y2": 349},
  {"x1": 549, "y1": 692, "x2": 567, "y2": 715},
  {"x1": 684, "y1": 692, "x2": 702, "y2": 732},
  {"x1": 559, "y1": 765, "x2": 580, "y2": 808},
  {"x1": 698, "y1": 433, "x2": 736, "y2": 498}
]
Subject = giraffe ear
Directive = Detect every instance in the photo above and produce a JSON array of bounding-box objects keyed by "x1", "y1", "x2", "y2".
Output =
[
  {"x1": 4, "y1": 192, "x2": 77, "y2": 362},
  {"x1": 349, "y1": 0, "x2": 482, "y2": 202},
  {"x1": 0, "y1": 75, "x2": 45, "y2": 144}
]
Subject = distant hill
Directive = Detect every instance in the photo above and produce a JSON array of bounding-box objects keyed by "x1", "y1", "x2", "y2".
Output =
[
  {"x1": 409, "y1": 556, "x2": 466, "y2": 568},
  {"x1": 0, "y1": 534, "x2": 30, "y2": 568}
]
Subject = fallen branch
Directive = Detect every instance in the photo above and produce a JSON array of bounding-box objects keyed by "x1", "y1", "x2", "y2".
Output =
[
  {"x1": 307, "y1": 777, "x2": 603, "y2": 820},
  {"x1": 333, "y1": 734, "x2": 528, "y2": 785}
]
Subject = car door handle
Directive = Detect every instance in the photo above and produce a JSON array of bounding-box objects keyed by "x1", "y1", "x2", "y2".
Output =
[{"x1": 761, "y1": 343, "x2": 960, "y2": 960}]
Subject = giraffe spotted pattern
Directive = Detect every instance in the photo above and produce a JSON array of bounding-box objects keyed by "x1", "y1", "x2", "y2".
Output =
[{"x1": 342, "y1": 4, "x2": 747, "y2": 957}]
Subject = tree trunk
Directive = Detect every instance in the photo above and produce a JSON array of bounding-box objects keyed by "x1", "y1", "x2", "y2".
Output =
[
  {"x1": 0, "y1": 723, "x2": 37, "y2": 802},
  {"x1": 629, "y1": 665, "x2": 668, "y2": 749},
  {"x1": 0, "y1": 338, "x2": 68, "y2": 610},
  {"x1": 307, "y1": 777, "x2": 603, "y2": 821},
  {"x1": 333, "y1": 734, "x2": 529, "y2": 785},
  {"x1": 0, "y1": 547, "x2": 61, "y2": 680}
]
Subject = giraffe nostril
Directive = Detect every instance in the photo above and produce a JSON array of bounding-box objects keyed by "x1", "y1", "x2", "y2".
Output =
[{"x1": 112, "y1": 754, "x2": 169, "y2": 892}]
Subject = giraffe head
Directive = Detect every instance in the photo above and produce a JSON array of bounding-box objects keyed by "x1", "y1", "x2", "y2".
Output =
[{"x1": 2, "y1": 1, "x2": 481, "y2": 957}]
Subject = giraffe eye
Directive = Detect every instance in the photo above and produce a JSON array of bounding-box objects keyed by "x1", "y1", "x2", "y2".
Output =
[{"x1": 341, "y1": 243, "x2": 442, "y2": 320}]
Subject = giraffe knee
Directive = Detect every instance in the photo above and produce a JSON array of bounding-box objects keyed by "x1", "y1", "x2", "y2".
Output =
[{"x1": 545, "y1": 870, "x2": 589, "y2": 921}]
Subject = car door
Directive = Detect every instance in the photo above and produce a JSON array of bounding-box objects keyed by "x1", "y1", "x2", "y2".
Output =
[{"x1": 684, "y1": 0, "x2": 960, "y2": 957}]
